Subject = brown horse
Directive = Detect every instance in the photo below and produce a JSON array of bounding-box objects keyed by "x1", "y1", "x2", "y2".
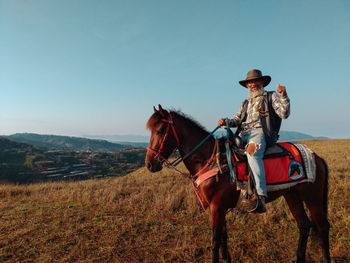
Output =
[{"x1": 145, "y1": 105, "x2": 330, "y2": 263}]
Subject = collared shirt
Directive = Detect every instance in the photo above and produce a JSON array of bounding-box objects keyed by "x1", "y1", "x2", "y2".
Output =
[{"x1": 229, "y1": 91, "x2": 290, "y2": 130}]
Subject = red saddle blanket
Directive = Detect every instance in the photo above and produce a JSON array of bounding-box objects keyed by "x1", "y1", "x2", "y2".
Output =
[{"x1": 236, "y1": 142, "x2": 306, "y2": 184}]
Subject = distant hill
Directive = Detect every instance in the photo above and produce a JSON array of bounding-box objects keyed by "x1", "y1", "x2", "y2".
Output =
[
  {"x1": 278, "y1": 131, "x2": 328, "y2": 141},
  {"x1": 115, "y1": 141, "x2": 148, "y2": 148},
  {"x1": 5, "y1": 133, "x2": 128, "y2": 152},
  {"x1": 0, "y1": 137, "x2": 44, "y2": 155},
  {"x1": 0, "y1": 137, "x2": 46, "y2": 183},
  {"x1": 83, "y1": 134, "x2": 150, "y2": 144}
]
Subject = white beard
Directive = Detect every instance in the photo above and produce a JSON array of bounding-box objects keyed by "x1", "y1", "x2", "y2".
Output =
[{"x1": 248, "y1": 88, "x2": 264, "y2": 99}]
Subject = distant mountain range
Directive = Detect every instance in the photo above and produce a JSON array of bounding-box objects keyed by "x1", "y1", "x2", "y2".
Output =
[
  {"x1": 85, "y1": 130, "x2": 327, "y2": 143},
  {"x1": 3, "y1": 133, "x2": 129, "y2": 152},
  {"x1": 1, "y1": 131, "x2": 327, "y2": 153},
  {"x1": 83, "y1": 134, "x2": 150, "y2": 144}
]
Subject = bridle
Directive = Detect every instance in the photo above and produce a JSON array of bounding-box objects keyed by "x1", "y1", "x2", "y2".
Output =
[{"x1": 146, "y1": 112, "x2": 180, "y2": 162}]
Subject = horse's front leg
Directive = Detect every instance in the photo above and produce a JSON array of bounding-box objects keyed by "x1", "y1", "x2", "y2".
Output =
[
  {"x1": 220, "y1": 221, "x2": 231, "y2": 263},
  {"x1": 210, "y1": 205, "x2": 226, "y2": 263},
  {"x1": 211, "y1": 214, "x2": 221, "y2": 262}
]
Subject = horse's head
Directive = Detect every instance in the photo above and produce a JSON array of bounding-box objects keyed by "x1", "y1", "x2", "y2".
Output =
[{"x1": 145, "y1": 104, "x2": 180, "y2": 172}]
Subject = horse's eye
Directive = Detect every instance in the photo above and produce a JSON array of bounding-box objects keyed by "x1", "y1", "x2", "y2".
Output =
[{"x1": 157, "y1": 130, "x2": 164, "y2": 135}]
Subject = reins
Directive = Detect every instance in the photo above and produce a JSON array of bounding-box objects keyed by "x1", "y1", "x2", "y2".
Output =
[
  {"x1": 171, "y1": 126, "x2": 221, "y2": 167},
  {"x1": 225, "y1": 118, "x2": 236, "y2": 184}
]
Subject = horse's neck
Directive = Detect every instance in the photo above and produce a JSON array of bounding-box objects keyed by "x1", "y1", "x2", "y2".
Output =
[{"x1": 175, "y1": 119, "x2": 215, "y2": 175}]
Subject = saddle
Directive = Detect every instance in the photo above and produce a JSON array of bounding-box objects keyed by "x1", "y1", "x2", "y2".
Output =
[
  {"x1": 195, "y1": 131, "x2": 315, "y2": 213},
  {"x1": 196, "y1": 130, "x2": 311, "y2": 190},
  {"x1": 227, "y1": 129, "x2": 307, "y2": 187},
  {"x1": 227, "y1": 135, "x2": 308, "y2": 191}
]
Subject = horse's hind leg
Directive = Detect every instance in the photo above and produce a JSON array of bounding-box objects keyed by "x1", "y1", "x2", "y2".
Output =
[
  {"x1": 284, "y1": 191, "x2": 311, "y2": 263},
  {"x1": 304, "y1": 157, "x2": 331, "y2": 262},
  {"x1": 305, "y1": 202, "x2": 330, "y2": 263}
]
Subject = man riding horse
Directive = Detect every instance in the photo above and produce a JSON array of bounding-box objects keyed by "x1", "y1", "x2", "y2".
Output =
[{"x1": 218, "y1": 69, "x2": 290, "y2": 213}]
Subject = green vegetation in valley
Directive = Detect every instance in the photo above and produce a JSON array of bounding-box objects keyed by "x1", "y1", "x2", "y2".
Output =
[
  {"x1": 0, "y1": 138, "x2": 146, "y2": 184},
  {"x1": 4, "y1": 133, "x2": 127, "y2": 152}
]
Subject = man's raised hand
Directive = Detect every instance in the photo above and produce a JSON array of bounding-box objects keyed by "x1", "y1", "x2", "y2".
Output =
[{"x1": 277, "y1": 83, "x2": 287, "y2": 97}]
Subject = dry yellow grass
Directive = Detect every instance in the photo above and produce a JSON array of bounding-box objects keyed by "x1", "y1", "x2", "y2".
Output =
[{"x1": 0, "y1": 139, "x2": 349, "y2": 262}]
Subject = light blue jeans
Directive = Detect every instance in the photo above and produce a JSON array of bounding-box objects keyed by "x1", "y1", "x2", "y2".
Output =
[{"x1": 240, "y1": 128, "x2": 267, "y2": 197}]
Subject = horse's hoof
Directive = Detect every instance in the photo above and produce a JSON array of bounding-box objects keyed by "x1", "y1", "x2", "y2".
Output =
[
  {"x1": 289, "y1": 255, "x2": 307, "y2": 263},
  {"x1": 222, "y1": 253, "x2": 231, "y2": 263}
]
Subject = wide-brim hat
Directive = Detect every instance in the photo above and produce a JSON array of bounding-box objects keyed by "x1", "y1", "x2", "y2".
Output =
[{"x1": 239, "y1": 69, "x2": 271, "y2": 88}]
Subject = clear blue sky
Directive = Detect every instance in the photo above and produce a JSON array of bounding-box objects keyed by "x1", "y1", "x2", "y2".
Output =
[{"x1": 1, "y1": 0, "x2": 349, "y2": 138}]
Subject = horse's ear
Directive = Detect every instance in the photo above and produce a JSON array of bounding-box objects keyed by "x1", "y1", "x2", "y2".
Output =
[
  {"x1": 158, "y1": 104, "x2": 166, "y2": 116},
  {"x1": 153, "y1": 106, "x2": 158, "y2": 113}
]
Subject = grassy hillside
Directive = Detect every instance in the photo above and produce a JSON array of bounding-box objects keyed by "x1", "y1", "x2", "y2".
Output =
[{"x1": 0, "y1": 140, "x2": 349, "y2": 262}]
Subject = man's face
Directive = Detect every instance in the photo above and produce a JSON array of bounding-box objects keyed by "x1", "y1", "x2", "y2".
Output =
[{"x1": 246, "y1": 80, "x2": 264, "y2": 91}]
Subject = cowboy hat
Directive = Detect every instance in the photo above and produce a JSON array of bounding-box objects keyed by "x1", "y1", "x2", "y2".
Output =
[{"x1": 239, "y1": 69, "x2": 271, "y2": 88}]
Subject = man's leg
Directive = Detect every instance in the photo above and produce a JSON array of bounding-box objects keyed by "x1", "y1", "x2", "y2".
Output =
[
  {"x1": 244, "y1": 130, "x2": 267, "y2": 213},
  {"x1": 245, "y1": 129, "x2": 267, "y2": 196},
  {"x1": 246, "y1": 143, "x2": 267, "y2": 197}
]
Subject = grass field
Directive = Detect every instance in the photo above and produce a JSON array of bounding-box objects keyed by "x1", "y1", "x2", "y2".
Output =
[{"x1": 0, "y1": 139, "x2": 349, "y2": 262}]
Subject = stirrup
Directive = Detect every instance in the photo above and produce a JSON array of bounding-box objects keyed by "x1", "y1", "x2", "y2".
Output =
[
  {"x1": 240, "y1": 194, "x2": 266, "y2": 214},
  {"x1": 247, "y1": 195, "x2": 266, "y2": 214}
]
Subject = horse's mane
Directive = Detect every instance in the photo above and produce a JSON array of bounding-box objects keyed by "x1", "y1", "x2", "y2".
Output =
[
  {"x1": 146, "y1": 109, "x2": 209, "y2": 135},
  {"x1": 170, "y1": 110, "x2": 209, "y2": 134}
]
